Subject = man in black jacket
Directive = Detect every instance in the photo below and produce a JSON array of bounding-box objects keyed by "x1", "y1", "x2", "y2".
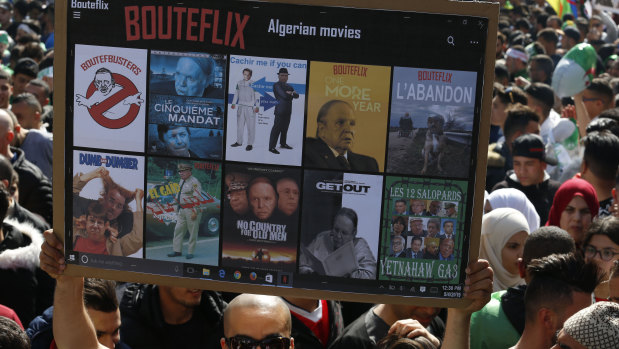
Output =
[
  {"x1": 0, "y1": 109, "x2": 52, "y2": 224},
  {"x1": 492, "y1": 134, "x2": 560, "y2": 224},
  {"x1": 0, "y1": 155, "x2": 49, "y2": 232},
  {"x1": 304, "y1": 100, "x2": 378, "y2": 172},
  {"x1": 119, "y1": 283, "x2": 226, "y2": 349}
]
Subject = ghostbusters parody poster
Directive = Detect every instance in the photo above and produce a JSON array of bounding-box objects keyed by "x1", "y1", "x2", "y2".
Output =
[{"x1": 73, "y1": 44, "x2": 147, "y2": 152}]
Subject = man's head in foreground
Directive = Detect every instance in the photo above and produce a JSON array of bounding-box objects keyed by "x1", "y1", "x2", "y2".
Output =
[
  {"x1": 522, "y1": 253, "x2": 601, "y2": 348},
  {"x1": 221, "y1": 294, "x2": 293, "y2": 349},
  {"x1": 552, "y1": 302, "x2": 619, "y2": 349},
  {"x1": 83, "y1": 278, "x2": 121, "y2": 349}
]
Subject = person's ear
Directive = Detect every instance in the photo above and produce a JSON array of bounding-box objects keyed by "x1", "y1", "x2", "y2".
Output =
[
  {"x1": 518, "y1": 258, "x2": 526, "y2": 278},
  {"x1": 290, "y1": 337, "x2": 294, "y2": 349},
  {"x1": 220, "y1": 338, "x2": 227, "y2": 349},
  {"x1": 5, "y1": 130, "x2": 14, "y2": 143},
  {"x1": 612, "y1": 188, "x2": 617, "y2": 202}
]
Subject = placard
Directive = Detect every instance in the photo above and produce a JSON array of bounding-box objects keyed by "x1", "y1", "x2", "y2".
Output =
[{"x1": 54, "y1": 0, "x2": 497, "y2": 306}]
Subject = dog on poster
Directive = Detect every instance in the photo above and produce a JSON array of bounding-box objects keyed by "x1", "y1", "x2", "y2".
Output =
[{"x1": 421, "y1": 114, "x2": 448, "y2": 175}]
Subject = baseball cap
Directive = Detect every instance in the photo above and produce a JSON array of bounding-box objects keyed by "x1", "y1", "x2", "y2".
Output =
[{"x1": 512, "y1": 133, "x2": 558, "y2": 165}]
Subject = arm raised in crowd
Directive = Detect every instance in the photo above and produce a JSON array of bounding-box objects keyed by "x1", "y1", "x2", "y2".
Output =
[
  {"x1": 441, "y1": 259, "x2": 493, "y2": 349},
  {"x1": 39, "y1": 230, "x2": 105, "y2": 349}
]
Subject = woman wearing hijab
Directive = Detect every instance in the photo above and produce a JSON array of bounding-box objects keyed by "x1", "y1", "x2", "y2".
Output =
[
  {"x1": 485, "y1": 188, "x2": 540, "y2": 233},
  {"x1": 546, "y1": 178, "x2": 599, "y2": 249},
  {"x1": 480, "y1": 208, "x2": 530, "y2": 291}
]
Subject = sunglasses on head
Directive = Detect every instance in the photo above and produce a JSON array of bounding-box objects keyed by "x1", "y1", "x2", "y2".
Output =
[{"x1": 225, "y1": 335, "x2": 291, "y2": 349}]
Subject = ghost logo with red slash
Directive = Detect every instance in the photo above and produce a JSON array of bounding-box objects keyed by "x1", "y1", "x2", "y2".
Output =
[{"x1": 76, "y1": 68, "x2": 144, "y2": 129}]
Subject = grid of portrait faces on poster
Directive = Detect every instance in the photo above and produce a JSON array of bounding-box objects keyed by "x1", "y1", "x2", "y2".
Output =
[{"x1": 69, "y1": 43, "x2": 477, "y2": 289}]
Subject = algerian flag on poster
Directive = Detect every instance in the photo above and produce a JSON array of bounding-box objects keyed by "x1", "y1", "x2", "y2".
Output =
[{"x1": 551, "y1": 43, "x2": 597, "y2": 98}]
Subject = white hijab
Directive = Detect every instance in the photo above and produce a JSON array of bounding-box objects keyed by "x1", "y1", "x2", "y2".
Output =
[
  {"x1": 480, "y1": 208, "x2": 530, "y2": 292},
  {"x1": 487, "y1": 188, "x2": 540, "y2": 233}
]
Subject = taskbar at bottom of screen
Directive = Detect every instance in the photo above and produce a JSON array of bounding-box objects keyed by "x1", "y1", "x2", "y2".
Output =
[{"x1": 66, "y1": 251, "x2": 463, "y2": 299}]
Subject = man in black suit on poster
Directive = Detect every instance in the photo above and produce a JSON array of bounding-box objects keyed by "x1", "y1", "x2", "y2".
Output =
[
  {"x1": 304, "y1": 99, "x2": 379, "y2": 172},
  {"x1": 269, "y1": 68, "x2": 299, "y2": 154}
]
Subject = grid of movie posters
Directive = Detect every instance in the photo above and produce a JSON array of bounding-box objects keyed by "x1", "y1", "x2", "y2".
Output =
[
  {"x1": 70, "y1": 52, "x2": 479, "y2": 287},
  {"x1": 65, "y1": 0, "x2": 488, "y2": 300}
]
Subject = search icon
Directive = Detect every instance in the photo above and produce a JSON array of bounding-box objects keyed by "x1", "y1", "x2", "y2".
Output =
[{"x1": 447, "y1": 36, "x2": 455, "y2": 46}]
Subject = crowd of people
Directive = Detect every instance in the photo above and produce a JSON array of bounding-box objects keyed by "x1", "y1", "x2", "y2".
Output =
[{"x1": 1, "y1": 0, "x2": 619, "y2": 348}]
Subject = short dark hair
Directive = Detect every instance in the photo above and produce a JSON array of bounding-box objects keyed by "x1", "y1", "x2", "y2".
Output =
[
  {"x1": 392, "y1": 215, "x2": 407, "y2": 226},
  {"x1": 522, "y1": 226, "x2": 575, "y2": 266},
  {"x1": 581, "y1": 130, "x2": 619, "y2": 181},
  {"x1": 411, "y1": 236, "x2": 423, "y2": 245},
  {"x1": 529, "y1": 56, "x2": 554, "y2": 84},
  {"x1": 504, "y1": 104, "x2": 540, "y2": 142},
  {"x1": 0, "y1": 317, "x2": 30, "y2": 349},
  {"x1": 157, "y1": 124, "x2": 190, "y2": 142},
  {"x1": 427, "y1": 218, "x2": 440, "y2": 229},
  {"x1": 83, "y1": 278, "x2": 118, "y2": 313},
  {"x1": 586, "y1": 78, "x2": 614, "y2": 106},
  {"x1": 547, "y1": 15, "x2": 562, "y2": 27},
  {"x1": 586, "y1": 116, "x2": 619, "y2": 138},
  {"x1": 525, "y1": 82, "x2": 555, "y2": 115},
  {"x1": 377, "y1": 332, "x2": 436, "y2": 349},
  {"x1": 13, "y1": 57, "x2": 38, "y2": 78},
  {"x1": 316, "y1": 100, "x2": 353, "y2": 137},
  {"x1": 242, "y1": 68, "x2": 252, "y2": 76},
  {"x1": 334, "y1": 207, "x2": 358, "y2": 230},
  {"x1": 395, "y1": 199, "x2": 406, "y2": 206},
  {"x1": 495, "y1": 63, "x2": 509, "y2": 82},
  {"x1": 12, "y1": 92, "x2": 42, "y2": 113},
  {"x1": 21, "y1": 41, "x2": 44, "y2": 62},
  {"x1": 524, "y1": 253, "x2": 602, "y2": 322},
  {"x1": 26, "y1": 78, "x2": 51, "y2": 97},
  {"x1": 443, "y1": 220, "x2": 454, "y2": 228},
  {"x1": 583, "y1": 215, "x2": 619, "y2": 248},
  {"x1": 516, "y1": 18, "x2": 531, "y2": 31},
  {"x1": 495, "y1": 85, "x2": 528, "y2": 106},
  {"x1": 537, "y1": 28, "x2": 559, "y2": 44},
  {"x1": 536, "y1": 13, "x2": 549, "y2": 27},
  {"x1": 0, "y1": 181, "x2": 10, "y2": 220}
]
